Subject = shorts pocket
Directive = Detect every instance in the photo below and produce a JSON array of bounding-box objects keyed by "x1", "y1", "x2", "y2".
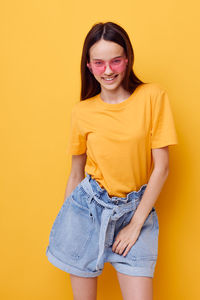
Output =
[
  {"x1": 49, "y1": 195, "x2": 72, "y2": 239},
  {"x1": 71, "y1": 184, "x2": 90, "y2": 211},
  {"x1": 127, "y1": 209, "x2": 159, "y2": 261},
  {"x1": 49, "y1": 193, "x2": 94, "y2": 262},
  {"x1": 122, "y1": 207, "x2": 156, "y2": 228}
]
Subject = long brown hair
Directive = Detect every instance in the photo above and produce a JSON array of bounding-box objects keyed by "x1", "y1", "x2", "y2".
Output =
[{"x1": 80, "y1": 22, "x2": 146, "y2": 100}]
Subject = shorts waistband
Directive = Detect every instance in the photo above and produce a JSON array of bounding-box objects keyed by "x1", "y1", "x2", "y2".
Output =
[{"x1": 84, "y1": 172, "x2": 147, "y2": 204}]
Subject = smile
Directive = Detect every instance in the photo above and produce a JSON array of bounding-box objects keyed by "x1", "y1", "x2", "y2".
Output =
[{"x1": 101, "y1": 74, "x2": 119, "y2": 83}]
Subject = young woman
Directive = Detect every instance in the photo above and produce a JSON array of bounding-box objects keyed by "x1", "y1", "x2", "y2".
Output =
[{"x1": 46, "y1": 22, "x2": 178, "y2": 300}]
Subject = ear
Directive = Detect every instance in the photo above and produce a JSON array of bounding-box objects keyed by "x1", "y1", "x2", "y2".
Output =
[
  {"x1": 125, "y1": 58, "x2": 128, "y2": 64},
  {"x1": 87, "y1": 62, "x2": 93, "y2": 73}
]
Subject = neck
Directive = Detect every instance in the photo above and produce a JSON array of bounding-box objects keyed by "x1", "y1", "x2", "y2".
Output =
[{"x1": 100, "y1": 86, "x2": 131, "y2": 103}]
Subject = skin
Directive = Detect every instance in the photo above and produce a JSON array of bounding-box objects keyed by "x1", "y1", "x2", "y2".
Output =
[{"x1": 64, "y1": 39, "x2": 169, "y2": 300}]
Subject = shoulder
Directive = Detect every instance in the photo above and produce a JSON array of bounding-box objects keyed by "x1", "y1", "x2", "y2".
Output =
[
  {"x1": 139, "y1": 83, "x2": 169, "y2": 108},
  {"x1": 71, "y1": 95, "x2": 98, "y2": 115}
]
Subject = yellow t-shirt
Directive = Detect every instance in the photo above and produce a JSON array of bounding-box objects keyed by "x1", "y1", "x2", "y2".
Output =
[{"x1": 67, "y1": 83, "x2": 178, "y2": 197}]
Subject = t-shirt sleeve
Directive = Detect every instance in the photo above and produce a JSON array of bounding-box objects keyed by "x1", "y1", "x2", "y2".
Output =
[
  {"x1": 66, "y1": 105, "x2": 87, "y2": 155},
  {"x1": 150, "y1": 87, "x2": 178, "y2": 148}
]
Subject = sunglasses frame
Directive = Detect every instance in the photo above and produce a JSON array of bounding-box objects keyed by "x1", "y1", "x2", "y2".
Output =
[{"x1": 87, "y1": 56, "x2": 128, "y2": 75}]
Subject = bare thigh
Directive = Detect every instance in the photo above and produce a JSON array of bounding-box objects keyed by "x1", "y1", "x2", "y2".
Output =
[
  {"x1": 116, "y1": 271, "x2": 153, "y2": 300},
  {"x1": 70, "y1": 274, "x2": 98, "y2": 300}
]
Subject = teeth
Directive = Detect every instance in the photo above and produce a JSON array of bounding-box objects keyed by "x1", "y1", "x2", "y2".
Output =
[{"x1": 103, "y1": 76, "x2": 115, "y2": 81}]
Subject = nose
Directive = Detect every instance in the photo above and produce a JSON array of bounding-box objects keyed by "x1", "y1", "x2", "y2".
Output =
[{"x1": 104, "y1": 62, "x2": 113, "y2": 75}]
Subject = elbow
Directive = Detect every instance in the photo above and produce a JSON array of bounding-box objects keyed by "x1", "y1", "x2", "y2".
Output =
[{"x1": 154, "y1": 164, "x2": 169, "y2": 179}]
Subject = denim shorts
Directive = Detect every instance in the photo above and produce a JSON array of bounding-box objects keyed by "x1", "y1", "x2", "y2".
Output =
[{"x1": 46, "y1": 172, "x2": 159, "y2": 278}]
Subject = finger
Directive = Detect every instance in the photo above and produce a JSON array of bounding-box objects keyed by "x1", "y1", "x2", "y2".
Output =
[
  {"x1": 114, "y1": 240, "x2": 127, "y2": 254},
  {"x1": 117, "y1": 241, "x2": 129, "y2": 255},
  {"x1": 112, "y1": 239, "x2": 120, "y2": 251},
  {"x1": 122, "y1": 243, "x2": 133, "y2": 257},
  {"x1": 113, "y1": 240, "x2": 123, "y2": 253}
]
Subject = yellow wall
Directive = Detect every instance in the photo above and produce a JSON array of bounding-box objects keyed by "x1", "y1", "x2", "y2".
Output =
[{"x1": 1, "y1": 0, "x2": 199, "y2": 299}]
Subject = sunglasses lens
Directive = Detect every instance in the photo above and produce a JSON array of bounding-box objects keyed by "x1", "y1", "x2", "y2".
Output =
[{"x1": 89, "y1": 57, "x2": 127, "y2": 74}]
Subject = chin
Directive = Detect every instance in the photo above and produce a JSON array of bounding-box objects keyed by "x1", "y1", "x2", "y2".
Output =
[
  {"x1": 100, "y1": 77, "x2": 124, "y2": 90},
  {"x1": 102, "y1": 81, "x2": 123, "y2": 90},
  {"x1": 102, "y1": 84, "x2": 121, "y2": 91}
]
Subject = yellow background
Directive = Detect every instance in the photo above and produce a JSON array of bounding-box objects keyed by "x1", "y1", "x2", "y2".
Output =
[{"x1": 1, "y1": 0, "x2": 199, "y2": 299}]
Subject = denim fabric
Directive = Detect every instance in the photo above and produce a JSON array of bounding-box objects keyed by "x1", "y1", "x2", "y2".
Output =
[{"x1": 46, "y1": 172, "x2": 159, "y2": 278}]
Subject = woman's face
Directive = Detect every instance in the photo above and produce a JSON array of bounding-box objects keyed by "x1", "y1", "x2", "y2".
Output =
[{"x1": 87, "y1": 39, "x2": 128, "y2": 91}]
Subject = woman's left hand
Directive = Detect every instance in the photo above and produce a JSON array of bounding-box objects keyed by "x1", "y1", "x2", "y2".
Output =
[{"x1": 112, "y1": 221, "x2": 143, "y2": 257}]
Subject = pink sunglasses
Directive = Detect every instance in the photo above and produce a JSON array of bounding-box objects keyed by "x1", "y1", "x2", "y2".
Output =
[{"x1": 87, "y1": 56, "x2": 128, "y2": 75}]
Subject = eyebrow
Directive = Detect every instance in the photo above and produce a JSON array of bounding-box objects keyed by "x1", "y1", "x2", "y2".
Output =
[{"x1": 92, "y1": 55, "x2": 123, "y2": 61}]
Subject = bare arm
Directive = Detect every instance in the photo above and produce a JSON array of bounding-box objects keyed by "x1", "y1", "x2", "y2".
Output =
[
  {"x1": 63, "y1": 153, "x2": 87, "y2": 202},
  {"x1": 130, "y1": 146, "x2": 169, "y2": 228}
]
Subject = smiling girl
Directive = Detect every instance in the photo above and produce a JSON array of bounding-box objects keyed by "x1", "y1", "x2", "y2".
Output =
[{"x1": 46, "y1": 22, "x2": 178, "y2": 300}]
